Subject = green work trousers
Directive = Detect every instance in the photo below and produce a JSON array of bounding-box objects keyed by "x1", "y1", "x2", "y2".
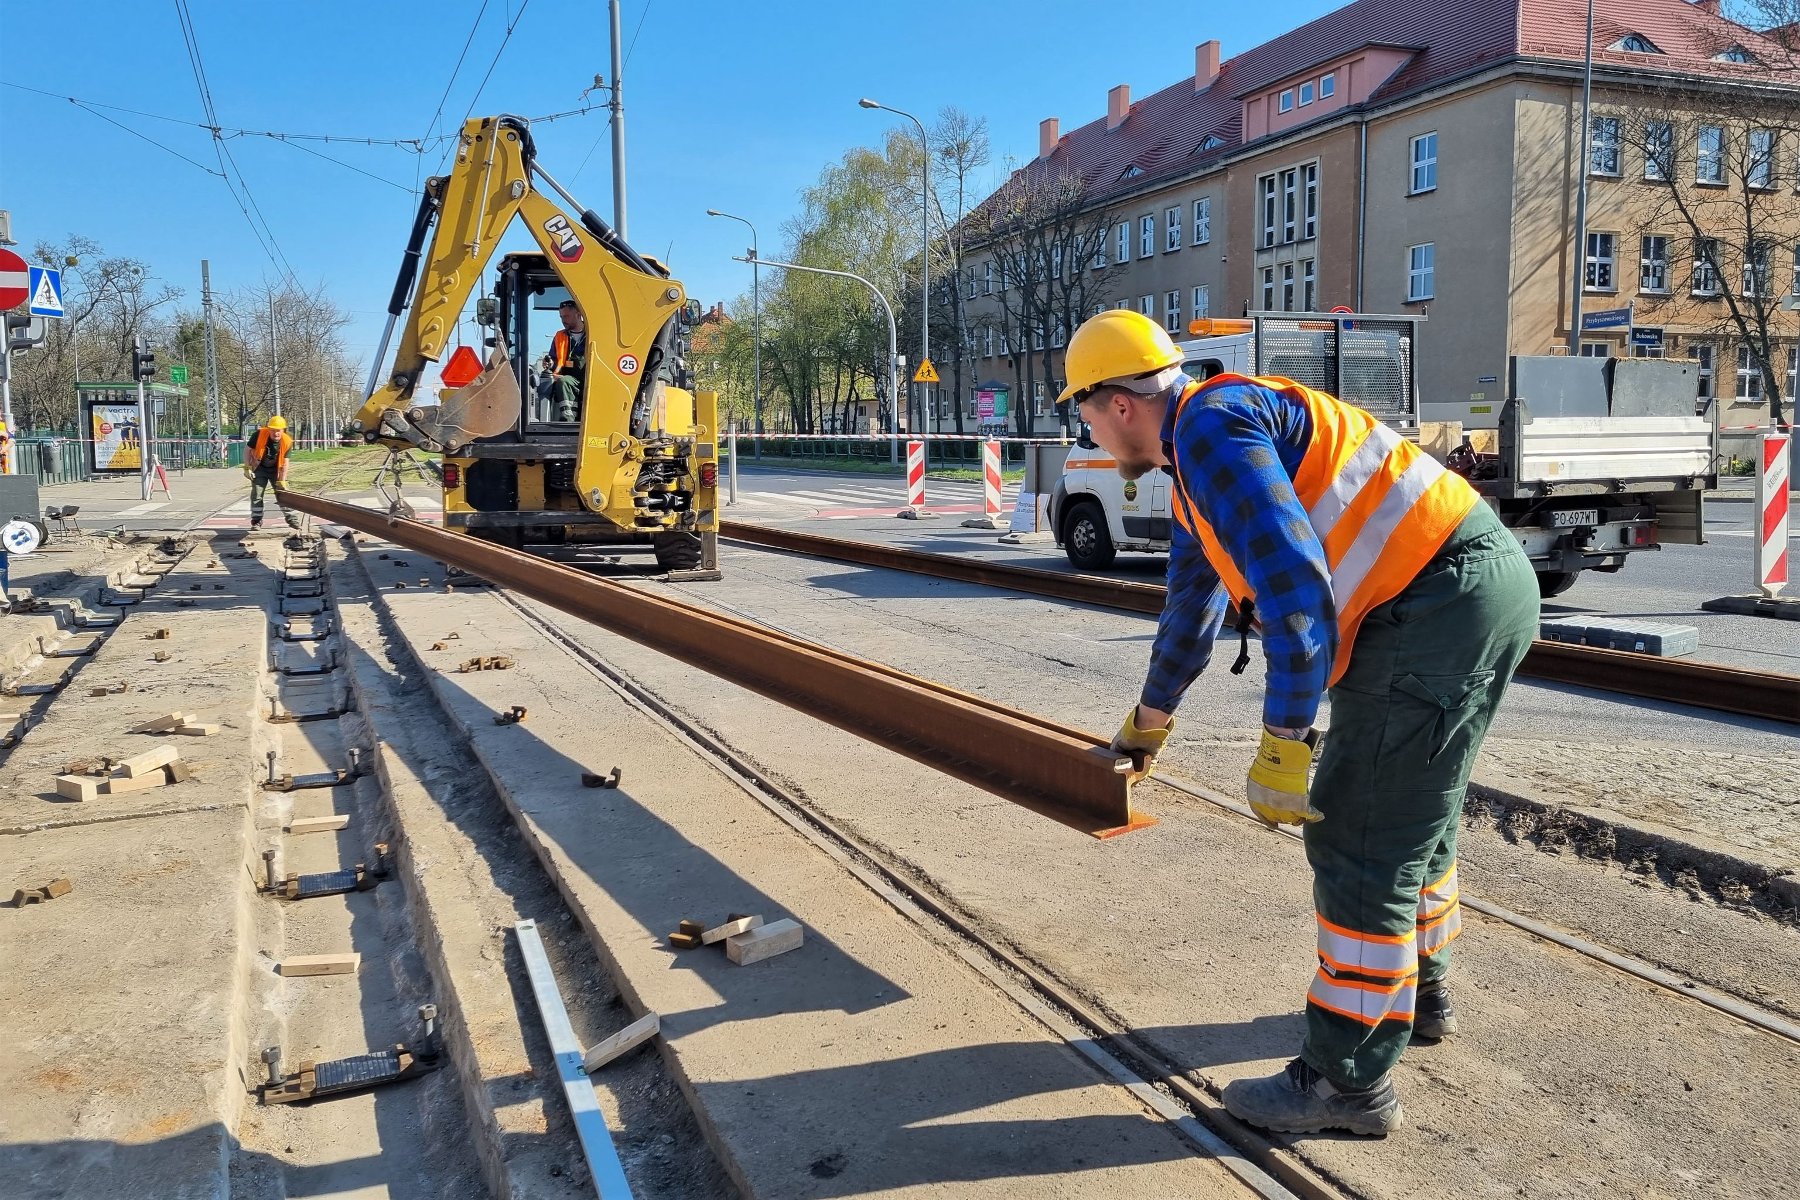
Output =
[
  {"x1": 551, "y1": 373, "x2": 581, "y2": 423},
  {"x1": 1300, "y1": 502, "x2": 1539, "y2": 1089}
]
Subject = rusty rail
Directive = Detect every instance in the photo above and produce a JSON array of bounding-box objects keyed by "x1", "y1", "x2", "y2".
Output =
[
  {"x1": 283, "y1": 492, "x2": 1153, "y2": 838},
  {"x1": 723, "y1": 523, "x2": 1800, "y2": 727}
]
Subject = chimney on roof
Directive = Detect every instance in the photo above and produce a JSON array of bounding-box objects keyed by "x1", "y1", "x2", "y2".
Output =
[
  {"x1": 1039, "y1": 117, "x2": 1060, "y2": 158},
  {"x1": 1195, "y1": 40, "x2": 1221, "y2": 91},
  {"x1": 1107, "y1": 84, "x2": 1131, "y2": 131}
]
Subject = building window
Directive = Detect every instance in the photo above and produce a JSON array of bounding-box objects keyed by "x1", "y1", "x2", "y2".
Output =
[
  {"x1": 1280, "y1": 262, "x2": 1296, "y2": 311},
  {"x1": 1166, "y1": 206, "x2": 1182, "y2": 252},
  {"x1": 1693, "y1": 238, "x2": 1721, "y2": 295},
  {"x1": 1000, "y1": 328, "x2": 1011, "y2": 355},
  {"x1": 1092, "y1": 234, "x2": 1107, "y2": 270},
  {"x1": 1590, "y1": 116, "x2": 1622, "y2": 176},
  {"x1": 983, "y1": 325, "x2": 994, "y2": 357},
  {"x1": 1033, "y1": 322, "x2": 1045, "y2": 351},
  {"x1": 1716, "y1": 44, "x2": 1757, "y2": 64},
  {"x1": 1750, "y1": 128, "x2": 1776, "y2": 188},
  {"x1": 1279, "y1": 89, "x2": 1294, "y2": 113},
  {"x1": 1585, "y1": 232, "x2": 1616, "y2": 291},
  {"x1": 1792, "y1": 245, "x2": 1800, "y2": 295},
  {"x1": 1138, "y1": 294, "x2": 1154, "y2": 317},
  {"x1": 1320, "y1": 72, "x2": 1336, "y2": 98},
  {"x1": 1407, "y1": 243, "x2": 1435, "y2": 301},
  {"x1": 1737, "y1": 344, "x2": 1765, "y2": 401},
  {"x1": 1193, "y1": 284, "x2": 1210, "y2": 319},
  {"x1": 1744, "y1": 241, "x2": 1772, "y2": 297},
  {"x1": 1053, "y1": 317, "x2": 1067, "y2": 348},
  {"x1": 1259, "y1": 175, "x2": 1278, "y2": 248},
  {"x1": 1114, "y1": 299, "x2": 1129, "y2": 310},
  {"x1": 1640, "y1": 236, "x2": 1670, "y2": 292},
  {"x1": 1299, "y1": 81, "x2": 1315, "y2": 106},
  {"x1": 1281, "y1": 167, "x2": 1298, "y2": 243},
  {"x1": 1614, "y1": 33, "x2": 1663, "y2": 54},
  {"x1": 1788, "y1": 347, "x2": 1798, "y2": 399},
  {"x1": 1410, "y1": 132, "x2": 1438, "y2": 194},
  {"x1": 1580, "y1": 342, "x2": 1609, "y2": 358},
  {"x1": 1302, "y1": 258, "x2": 1317, "y2": 311},
  {"x1": 1116, "y1": 222, "x2": 1129, "y2": 264},
  {"x1": 1052, "y1": 245, "x2": 1064, "y2": 279},
  {"x1": 1140, "y1": 214, "x2": 1155, "y2": 259},
  {"x1": 1694, "y1": 343, "x2": 1714, "y2": 398},
  {"x1": 1192, "y1": 197, "x2": 1211, "y2": 246},
  {"x1": 1697, "y1": 125, "x2": 1724, "y2": 184},
  {"x1": 1302, "y1": 162, "x2": 1318, "y2": 240},
  {"x1": 1261, "y1": 267, "x2": 1276, "y2": 310},
  {"x1": 1164, "y1": 289, "x2": 1182, "y2": 333},
  {"x1": 983, "y1": 261, "x2": 993, "y2": 295},
  {"x1": 1644, "y1": 121, "x2": 1673, "y2": 181}
]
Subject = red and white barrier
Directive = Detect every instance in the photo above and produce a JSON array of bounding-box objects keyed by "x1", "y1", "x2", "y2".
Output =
[
  {"x1": 1758, "y1": 431, "x2": 1791, "y2": 598},
  {"x1": 983, "y1": 441, "x2": 1003, "y2": 523},
  {"x1": 896, "y1": 440, "x2": 932, "y2": 519}
]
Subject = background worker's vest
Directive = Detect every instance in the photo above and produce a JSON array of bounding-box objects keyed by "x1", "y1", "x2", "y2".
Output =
[
  {"x1": 249, "y1": 427, "x2": 292, "y2": 474},
  {"x1": 551, "y1": 330, "x2": 585, "y2": 375},
  {"x1": 1169, "y1": 374, "x2": 1479, "y2": 685}
]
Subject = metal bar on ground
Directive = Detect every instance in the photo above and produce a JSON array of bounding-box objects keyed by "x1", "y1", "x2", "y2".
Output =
[
  {"x1": 515, "y1": 919, "x2": 636, "y2": 1200},
  {"x1": 283, "y1": 491, "x2": 1150, "y2": 836},
  {"x1": 720, "y1": 524, "x2": 1800, "y2": 727}
]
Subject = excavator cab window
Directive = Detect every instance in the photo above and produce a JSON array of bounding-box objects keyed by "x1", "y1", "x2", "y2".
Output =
[{"x1": 497, "y1": 260, "x2": 586, "y2": 430}]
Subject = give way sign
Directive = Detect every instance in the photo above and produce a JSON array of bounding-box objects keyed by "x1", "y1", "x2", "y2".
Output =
[{"x1": 0, "y1": 248, "x2": 28, "y2": 310}]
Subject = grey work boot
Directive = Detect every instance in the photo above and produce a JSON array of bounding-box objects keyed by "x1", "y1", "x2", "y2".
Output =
[
  {"x1": 1222, "y1": 1058, "x2": 1403, "y2": 1136},
  {"x1": 1413, "y1": 984, "x2": 1458, "y2": 1041}
]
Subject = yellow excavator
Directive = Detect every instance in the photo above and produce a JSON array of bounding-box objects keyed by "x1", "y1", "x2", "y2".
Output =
[{"x1": 352, "y1": 114, "x2": 719, "y2": 576}]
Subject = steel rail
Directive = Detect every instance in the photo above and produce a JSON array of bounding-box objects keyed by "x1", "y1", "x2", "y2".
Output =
[
  {"x1": 282, "y1": 491, "x2": 1153, "y2": 837},
  {"x1": 722, "y1": 523, "x2": 1800, "y2": 726}
]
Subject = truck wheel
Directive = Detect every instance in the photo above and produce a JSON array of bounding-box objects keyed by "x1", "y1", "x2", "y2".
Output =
[
  {"x1": 1537, "y1": 571, "x2": 1580, "y2": 599},
  {"x1": 654, "y1": 531, "x2": 703, "y2": 571},
  {"x1": 1064, "y1": 502, "x2": 1116, "y2": 571}
]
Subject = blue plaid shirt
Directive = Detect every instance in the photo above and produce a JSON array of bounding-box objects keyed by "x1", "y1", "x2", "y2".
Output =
[{"x1": 1139, "y1": 379, "x2": 1338, "y2": 730}]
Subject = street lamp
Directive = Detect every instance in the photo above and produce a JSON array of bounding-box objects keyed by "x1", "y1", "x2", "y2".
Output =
[
  {"x1": 706, "y1": 208, "x2": 763, "y2": 458},
  {"x1": 859, "y1": 98, "x2": 931, "y2": 437},
  {"x1": 736, "y1": 255, "x2": 898, "y2": 448}
]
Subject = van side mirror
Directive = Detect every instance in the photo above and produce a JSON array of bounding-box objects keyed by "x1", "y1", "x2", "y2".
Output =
[{"x1": 1076, "y1": 423, "x2": 1096, "y2": 450}]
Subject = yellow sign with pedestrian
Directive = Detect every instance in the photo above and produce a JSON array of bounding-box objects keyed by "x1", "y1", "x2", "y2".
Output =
[{"x1": 913, "y1": 358, "x2": 939, "y2": 384}]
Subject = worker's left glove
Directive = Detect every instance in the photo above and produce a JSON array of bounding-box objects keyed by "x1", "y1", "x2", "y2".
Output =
[
  {"x1": 1246, "y1": 727, "x2": 1323, "y2": 828},
  {"x1": 1112, "y1": 707, "x2": 1174, "y2": 772}
]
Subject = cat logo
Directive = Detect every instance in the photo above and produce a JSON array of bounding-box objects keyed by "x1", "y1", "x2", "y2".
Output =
[{"x1": 542, "y1": 215, "x2": 583, "y2": 263}]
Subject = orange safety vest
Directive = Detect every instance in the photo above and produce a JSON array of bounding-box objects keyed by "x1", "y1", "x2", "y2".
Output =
[
  {"x1": 550, "y1": 330, "x2": 583, "y2": 374},
  {"x1": 1168, "y1": 373, "x2": 1479, "y2": 685},
  {"x1": 249, "y1": 426, "x2": 292, "y2": 474}
]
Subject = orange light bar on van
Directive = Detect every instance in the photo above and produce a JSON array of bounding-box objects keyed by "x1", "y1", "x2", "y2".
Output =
[{"x1": 1187, "y1": 318, "x2": 1255, "y2": 336}]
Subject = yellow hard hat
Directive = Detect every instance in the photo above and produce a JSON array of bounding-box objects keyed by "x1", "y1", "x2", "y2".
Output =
[
  {"x1": 1057, "y1": 309, "x2": 1183, "y2": 405},
  {"x1": 267, "y1": 415, "x2": 288, "y2": 430}
]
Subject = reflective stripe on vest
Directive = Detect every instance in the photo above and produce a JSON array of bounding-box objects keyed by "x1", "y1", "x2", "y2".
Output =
[{"x1": 1168, "y1": 373, "x2": 1479, "y2": 685}]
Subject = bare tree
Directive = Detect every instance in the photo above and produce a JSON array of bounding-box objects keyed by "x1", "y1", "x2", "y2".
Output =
[{"x1": 925, "y1": 107, "x2": 990, "y2": 435}]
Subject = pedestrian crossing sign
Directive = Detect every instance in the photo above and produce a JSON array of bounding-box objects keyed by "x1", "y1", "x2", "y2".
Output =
[
  {"x1": 27, "y1": 266, "x2": 64, "y2": 318},
  {"x1": 913, "y1": 358, "x2": 939, "y2": 384}
]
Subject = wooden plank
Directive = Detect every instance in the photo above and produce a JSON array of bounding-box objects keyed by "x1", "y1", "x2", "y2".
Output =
[
  {"x1": 118, "y1": 745, "x2": 179, "y2": 778},
  {"x1": 286, "y1": 814, "x2": 350, "y2": 834},
  {"x1": 101, "y1": 772, "x2": 170, "y2": 796},
  {"x1": 54, "y1": 775, "x2": 102, "y2": 802},
  {"x1": 725, "y1": 918, "x2": 804, "y2": 966},
  {"x1": 700, "y1": 914, "x2": 761, "y2": 945},
  {"x1": 171, "y1": 724, "x2": 221, "y2": 737},
  {"x1": 277, "y1": 953, "x2": 362, "y2": 977},
  {"x1": 580, "y1": 1012, "x2": 660, "y2": 1073},
  {"x1": 129, "y1": 713, "x2": 193, "y2": 734}
]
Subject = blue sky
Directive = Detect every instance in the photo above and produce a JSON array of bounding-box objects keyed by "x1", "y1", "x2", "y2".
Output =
[{"x1": 1, "y1": 0, "x2": 1343, "y2": 372}]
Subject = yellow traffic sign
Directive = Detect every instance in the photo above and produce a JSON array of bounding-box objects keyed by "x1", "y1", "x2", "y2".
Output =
[{"x1": 913, "y1": 358, "x2": 940, "y2": 384}]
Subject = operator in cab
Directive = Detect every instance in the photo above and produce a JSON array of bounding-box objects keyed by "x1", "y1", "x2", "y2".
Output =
[
  {"x1": 1062, "y1": 309, "x2": 1537, "y2": 1137},
  {"x1": 244, "y1": 414, "x2": 296, "y2": 530},
  {"x1": 545, "y1": 299, "x2": 586, "y2": 423}
]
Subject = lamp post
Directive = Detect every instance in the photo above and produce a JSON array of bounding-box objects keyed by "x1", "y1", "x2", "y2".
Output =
[
  {"x1": 737, "y1": 256, "x2": 898, "y2": 453},
  {"x1": 860, "y1": 98, "x2": 930, "y2": 436},
  {"x1": 1568, "y1": 0, "x2": 1595, "y2": 356},
  {"x1": 706, "y1": 209, "x2": 762, "y2": 457}
]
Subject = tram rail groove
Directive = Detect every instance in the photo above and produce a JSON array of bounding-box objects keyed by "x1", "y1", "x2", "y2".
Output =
[{"x1": 720, "y1": 522, "x2": 1800, "y2": 726}]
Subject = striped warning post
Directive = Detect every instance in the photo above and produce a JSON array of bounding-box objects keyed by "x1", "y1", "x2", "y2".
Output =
[
  {"x1": 896, "y1": 440, "x2": 930, "y2": 519},
  {"x1": 1758, "y1": 431, "x2": 1791, "y2": 598},
  {"x1": 982, "y1": 440, "x2": 1004, "y2": 522}
]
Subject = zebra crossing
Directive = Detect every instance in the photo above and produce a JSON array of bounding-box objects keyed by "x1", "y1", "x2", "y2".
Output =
[{"x1": 731, "y1": 479, "x2": 1019, "y2": 519}]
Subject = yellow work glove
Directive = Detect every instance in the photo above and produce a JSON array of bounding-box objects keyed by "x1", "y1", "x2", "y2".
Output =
[
  {"x1": 1112, "y1": 707, "x2": 1174, "y2": 772},
  {"x1": 242, "y1": 465, "x2": 254, "y2": 481},
  {"x1": 1246, "y1": 728, "x2": 1323, "y2": 828}
]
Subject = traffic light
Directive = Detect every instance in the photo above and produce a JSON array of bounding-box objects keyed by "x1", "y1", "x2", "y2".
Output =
[
  {"x1": 5, "y1": 312, "x2": 42, "y2": 354},
  {"x1": 132, "y1": 335, "x2": 157, "y2": 382}
]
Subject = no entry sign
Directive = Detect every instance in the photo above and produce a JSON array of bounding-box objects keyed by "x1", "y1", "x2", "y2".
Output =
[{"x1": 0, "y1": 248, "x2": 28, "y2": 310}]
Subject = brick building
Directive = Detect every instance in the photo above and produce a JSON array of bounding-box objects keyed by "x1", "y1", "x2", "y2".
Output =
[{"x1": 952, "y1": 0, "x2": 1799, "y2": 455}]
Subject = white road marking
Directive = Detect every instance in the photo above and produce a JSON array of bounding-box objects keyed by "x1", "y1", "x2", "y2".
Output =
[{"x1": 113, "y1": 503, "x2": 170, "y2": 517}]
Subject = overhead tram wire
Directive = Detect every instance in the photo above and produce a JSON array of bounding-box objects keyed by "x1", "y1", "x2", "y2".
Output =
[
  {"x1": 429, "y1": 0, "x2": 535, "y2": 177},
  {"x1": 69, "y1": 101, "x2": 223, "y2": 177}
]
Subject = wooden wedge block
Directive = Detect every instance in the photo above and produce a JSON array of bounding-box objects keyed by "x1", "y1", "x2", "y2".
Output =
[
  {"x1": 725, "y1": 918, "x2": 804, "y2": 966},
  {"x1": 101, "y1": 772, "x2": 170, "y2": 796},
  {"x1": 163, "y1": 761, "x2": 192, "y2": 785},
  {"x1": 677, "y1": 919, "x2": 706, "y2": 937},
  {"x1": 286, "y1": 814, "x2": 350, "y2": 834},
  {"x1": 667, "y1": 932, "x2": 701, "y2": 949},
  {"x1": 700, "y1": 914, "x2": 762, "y2": 945},
  {"x1": 54, "y1": 774, "x2": 102, "y2": 802},
  {"x1": 172, "y1": 723, "x2": 221, "y2": 737},
  {"x1": 118, "y1": 745, "x2": 179, "y2": 778},
  {"x1": 129, "y1": 712, "x2": 193, "y2": 734},
  {"x1": 581, "y1": 1013, "x2": 660, "y2": 1073},
  {"x1": 277, "y1": 953, "x2": 361, "y2": 978}
]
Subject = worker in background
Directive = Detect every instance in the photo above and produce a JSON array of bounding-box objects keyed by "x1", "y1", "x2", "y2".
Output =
[
  {"x1": 244, "y1": 414, "x2": 294, "y2": 530},
  {"x1": 1062, "y1": 310, "x2": 1538, "y2": 1137},
  {"x1": 0, "y1": 418, "x2": 11, "y2": 475},
  {"x1": 546, "y1": 299, "x2": 586, "y2": 423}
]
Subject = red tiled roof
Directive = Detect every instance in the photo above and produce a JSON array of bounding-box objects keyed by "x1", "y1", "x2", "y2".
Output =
[{"x1": 1018, "y1": 0, "x2": 1776, "y2": 204}]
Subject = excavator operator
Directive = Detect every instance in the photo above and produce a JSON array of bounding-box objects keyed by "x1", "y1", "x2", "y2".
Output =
[{"x1": 545, "y1": 300, "x2": 586, "y2": 423}]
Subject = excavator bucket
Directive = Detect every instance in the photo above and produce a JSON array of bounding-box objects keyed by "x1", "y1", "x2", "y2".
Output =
[{"x1": 406, "y1": 333, "x2": 520, "y2": 452}]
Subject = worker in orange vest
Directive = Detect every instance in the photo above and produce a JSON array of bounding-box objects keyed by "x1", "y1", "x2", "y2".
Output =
[
  {"x1": 1061, "y1": 310, "x2": 1538, "y2": 1137},
  {"x1": 545, "y1": 300, "x2": 586, "y2": 423},
  {"x1": 244, "y1": 414, "x2": 294, "y2": 530}
]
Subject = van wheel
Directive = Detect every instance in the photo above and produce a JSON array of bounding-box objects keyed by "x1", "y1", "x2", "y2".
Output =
[
  {"x1": 1064, "y1": 502, "x2": 1116, "y2": 571},
  {"x1": 1537, "y1": 571, "x2": 1580, "y2": 598}
]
